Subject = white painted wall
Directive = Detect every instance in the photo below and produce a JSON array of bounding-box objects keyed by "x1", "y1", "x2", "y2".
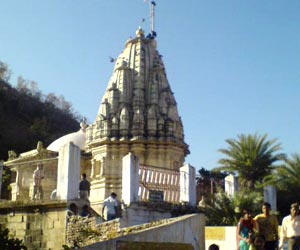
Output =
[
  {"x1": 180, "y1": 164, "x2": 196, "y2": 206},
  {"x1": 56, "y1": 142, "x2": 81, "y2": 200},
  {"x1": 205, "y1": 226, "x2": 237, "y2": 250},
  {"x1": 122, "y1": 153, "x2": 139, "y2": 205},
  {"x1": 264, "y1": 185, "x2": 277, "y2": 211}
]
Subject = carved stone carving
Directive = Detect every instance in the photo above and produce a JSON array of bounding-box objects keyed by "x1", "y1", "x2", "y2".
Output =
[{"x1": 8, "y1": 150, "x2": 17, "y2": 160}]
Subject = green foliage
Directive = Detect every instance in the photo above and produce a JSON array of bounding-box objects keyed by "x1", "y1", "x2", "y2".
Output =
[
  {"x1": 0, "y1": 61, "x2": 11, "y2": 82},
  {"x1": 0, "y1": 227, "x2": 27, "y2": 250},
  {"x1": 264, "y1": 153, "x2": 300, "y2": 217},
  {"x1": 205, "y1": 188, "x2": 263, "y2": 226},
  {"x1": 0, "y1": 79, "x2": 80, "y2": 161},
  {"x1": 197, "y1": 167, "x2": 228, "y2": 184},
  {"x1": 215, "y1": 133, "x2": 285, "y2": 188},
  {"x1": 196, "y1": 167, "x2": 228, "y2": 196}
]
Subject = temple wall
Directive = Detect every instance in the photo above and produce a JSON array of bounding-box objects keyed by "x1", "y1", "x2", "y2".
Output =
[
  {"x1": 89, "y1": 143, "x2": 186, "y2": 207},
  {"x1": 0, "y1": 203, "x2": 67, "y2": 250},
  {"x1": 10, "y1": 159, "x2": 58, "y2": 201}
]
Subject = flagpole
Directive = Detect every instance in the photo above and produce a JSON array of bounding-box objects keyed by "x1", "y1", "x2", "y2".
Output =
[{"x1": 150, "y1": 1, "x2": 156, "y2": 33}]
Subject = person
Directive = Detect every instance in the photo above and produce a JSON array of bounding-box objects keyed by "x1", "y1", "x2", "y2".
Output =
[
  {"x1": 208, "y1": 244, "x2": 220, "y2": 250},
  {"x1": 79, "y1": 173, "x2": 90, "y2": 200},
  {"x1": 80, "y1": 204, "x2": 91, "y2": 218},
  {"x1": 237, "y1": 209, "x2": 256, "y2": 250},
  {"x1": 32, "y1": 164, "x2": 44, "y2": 200},
  {"x1": 253, "y1": 202, "x2": 279, "y2": 250},
  {"x1": 279, "y1": 202, "x2": 300, "y2": 250},
  {"x1": 67, "y1": 203, "x2": 78, "y2": 218},
  {"x1": 102, "y1": 192, "x2": 118, "y2": 221},
  {"x1": 249, "y1": 234, "x2": 266, "y2": 250}
]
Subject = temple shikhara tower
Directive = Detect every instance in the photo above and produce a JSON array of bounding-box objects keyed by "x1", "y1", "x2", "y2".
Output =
[{"x1": 85, "y1": 27, "x2": 190, "y2": 202}]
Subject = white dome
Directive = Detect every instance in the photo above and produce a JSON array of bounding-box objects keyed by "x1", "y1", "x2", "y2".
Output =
[{"x1": 47, "y1": 129, "x2": 86, "y2": 152}]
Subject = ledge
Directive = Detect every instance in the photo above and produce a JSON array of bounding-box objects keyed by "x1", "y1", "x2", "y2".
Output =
[{"x1": 0, "y1": 200, "x2": 67, "y2": 213}]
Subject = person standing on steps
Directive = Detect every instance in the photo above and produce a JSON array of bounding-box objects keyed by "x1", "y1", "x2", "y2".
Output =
[
  {"x1": 79, "y1": 173, "x2": 90, "y2": 200},
  {"x1": 102, "y1": 192, "x2": 118, "y2": 221}
]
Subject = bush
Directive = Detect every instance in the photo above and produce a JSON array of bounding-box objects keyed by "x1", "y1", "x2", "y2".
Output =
[{"x1": 0, "y1": 227, "x2": 27, "y2": 250}]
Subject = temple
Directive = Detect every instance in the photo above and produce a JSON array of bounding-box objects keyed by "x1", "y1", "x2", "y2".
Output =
[
  {"x1": 1, "y1": 25, "x2": 202, "y2": 250},
  {"x1": 4, "y1": 26, "x2": 194, "y2": 207}
]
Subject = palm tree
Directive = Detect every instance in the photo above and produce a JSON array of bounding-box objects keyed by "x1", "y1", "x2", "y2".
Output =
[
  {"x1": 265, "y1": 153, "x2": 300, "y2": 190},
  {"x1": 264, "y1": 153, "x2": 300, "y2": 216},
  {"x1": 215, "y1": 134, "x2": 285, "y2": 188}
]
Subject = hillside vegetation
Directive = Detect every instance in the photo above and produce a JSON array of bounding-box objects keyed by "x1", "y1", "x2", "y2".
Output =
[{"x1": 0, "y1": 78, "x2": 80, "y2": 161}]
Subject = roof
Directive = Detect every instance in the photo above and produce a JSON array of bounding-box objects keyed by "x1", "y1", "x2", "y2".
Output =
[{"x1": 47, "y1": 120, "x2": 88, "y2": 152}]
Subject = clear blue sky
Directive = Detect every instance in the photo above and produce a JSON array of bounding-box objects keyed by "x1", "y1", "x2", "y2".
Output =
[{"x1": 1, "y1": 1, "x2": 300, "y2": 170}]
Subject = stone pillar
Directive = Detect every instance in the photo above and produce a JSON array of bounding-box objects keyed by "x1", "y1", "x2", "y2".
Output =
[
  {"x1": 225, "y1": 174, "x2": 238, "y2": 198},
  {"x1": 122, "y1": 153, "x2": 139, "y2": 205},
  {"x1": 264, "y1": 185, "x2": 277, "y2": 211},
  {"x1": 90, "y1": 159, "x2": 95, "y2": 178},
  {"x1": 56, "y1": 142, "x2": 81, "y2": 200},
  {"x1": 0, "y1": 161, "x2": 3, "y2": 199},
  {"x1": 180, "y1": 164, "x2": 196, "y2": 206}
]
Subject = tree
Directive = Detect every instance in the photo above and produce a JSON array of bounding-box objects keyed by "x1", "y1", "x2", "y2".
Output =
[
  {"x1": 205, "y1": 188, "x2": 263, "y2": 226},
  {"x1": 0, "y1": 227, "x2": 27, "y2": 250},
  {"x1": 215, "y1": 134, "x2": 285, "y2": 189},
  {"x1": 0, "y1": 61, "x2": 12, "y2": 82},
  {"x1": 265, "y1": 153, "x2": 300, "y2": 190},
  {"x1": 196, "y1": 167, "x2": 227, "y2": 197},
  {"x1": 264, "y1": 153, "x2": 300, "y2": 216}
]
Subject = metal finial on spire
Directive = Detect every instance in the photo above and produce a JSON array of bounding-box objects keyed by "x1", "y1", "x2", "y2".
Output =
[
  {"x1": 150, "y1": 1, "x2": 156, "y2": 33},
  {"x1": 144, "y1": 1, "x2": 157, "y2": 39}
]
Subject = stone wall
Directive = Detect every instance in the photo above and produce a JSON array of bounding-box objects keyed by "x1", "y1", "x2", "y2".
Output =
[
  {"x1": 120, "y1": 203, "x2": 172, "y2": 227},
  {"x1": 65, "y1": 213, "x2": 205, "y2": 250},
  {"x1": 66, "y1": 216, "x2": 121, "y2": 247},
  {"x1": 0, "y1": 201, "x2": 67, "y2": 250}
]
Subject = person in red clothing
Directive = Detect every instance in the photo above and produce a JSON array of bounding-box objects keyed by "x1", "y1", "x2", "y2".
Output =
[{"x1": 237, "y1": 209, "x2": 256, "y2": 250}]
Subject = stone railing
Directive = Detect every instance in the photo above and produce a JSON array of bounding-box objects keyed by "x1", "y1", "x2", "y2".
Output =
[
  {"x1": 139, "y1": 165, "x2": 180, "y2": 203},
  {"x1": 65, "y1": 214, "x2": 182, "y2": 248},
  {"x1": 66, "y1": 216, "x2": 121, "y2": 247}
]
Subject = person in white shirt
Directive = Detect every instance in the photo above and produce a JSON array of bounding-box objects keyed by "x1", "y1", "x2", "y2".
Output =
[
  {"x1": 279, "y1": 203, "x2": 300, "y2": 250},
  {"x1": 102, "y1": 192, "x2": 118, "y2": 221}
]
